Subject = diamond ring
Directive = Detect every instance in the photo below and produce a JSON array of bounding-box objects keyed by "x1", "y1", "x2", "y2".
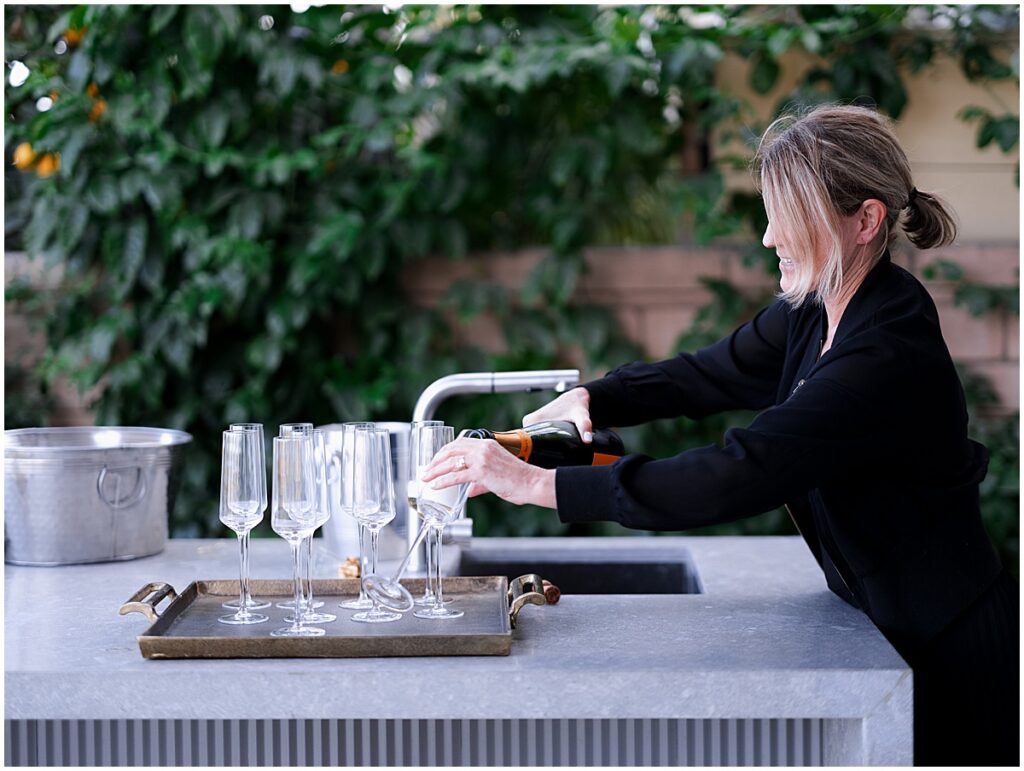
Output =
[{"x1": 454, "y1": 456, "x2": 467, "y2": 471}]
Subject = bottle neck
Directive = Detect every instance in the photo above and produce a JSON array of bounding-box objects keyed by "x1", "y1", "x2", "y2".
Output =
[{"x1": 490, "y1": 429, "x2": 533, "y2": 462}]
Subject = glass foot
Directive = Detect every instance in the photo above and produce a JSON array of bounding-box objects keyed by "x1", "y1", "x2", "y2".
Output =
[
  {"x1": 352, "y1": 608, "x2": 402, "y2": 623},
  {"x1": 413, "y1": 593, "x2": 436, "y2": 606},
  {"x1": 222, "y1": 598, "x2": 271, "y2": 611},
  {"x1": 218, "y1": 612, "x2": 269, "y2": 625},
  {"x1": 285, "y1": 611, "x2": 337, "y2": 624},
  {"x1": 276, "y1": 599, "x2": 324, "y2": 610},
  {"x1": 413, "y1": 605, "x2": 464, "y2": 620},
  {"x1": 339, "y1": 596, "x2": 374, "y2": 610},
  {"x1": 270, "y1": 625, "x2": 325, "y2": 637}
]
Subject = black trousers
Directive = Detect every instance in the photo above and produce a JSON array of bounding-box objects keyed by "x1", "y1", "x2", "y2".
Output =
[{"x1": 899, "y1": 568, "x2": 1019, "y2": 766}]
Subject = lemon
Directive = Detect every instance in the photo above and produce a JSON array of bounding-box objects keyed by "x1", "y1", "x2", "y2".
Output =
[
  {"x1": 35, "y1": 153, "x2": 60, "y2": 178},
  {"x1": 13, "y1": 142, "x2": 35, "y2": 170}
]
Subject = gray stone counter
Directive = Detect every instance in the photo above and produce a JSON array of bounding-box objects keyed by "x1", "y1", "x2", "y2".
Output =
[{"x1": 4, "y1": 536, "x2": 912, "y2": 766}]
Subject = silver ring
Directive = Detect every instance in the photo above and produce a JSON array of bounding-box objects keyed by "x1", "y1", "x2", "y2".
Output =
[{"x1": 454, "y1": 456, "x2": 466, "y2": 471}]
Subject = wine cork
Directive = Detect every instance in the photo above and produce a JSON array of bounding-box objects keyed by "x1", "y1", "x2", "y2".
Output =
[
  {"x1": 339, "y1": 556, "x2": 360, "y2": 579},
  {"x1": 542, "y1": 579, "x2": 561, "y2": 604}
]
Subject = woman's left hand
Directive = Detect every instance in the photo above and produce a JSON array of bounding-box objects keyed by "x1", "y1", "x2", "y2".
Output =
[{"x1": 419, "y1": 436, "x2": 557, "y2": 509}]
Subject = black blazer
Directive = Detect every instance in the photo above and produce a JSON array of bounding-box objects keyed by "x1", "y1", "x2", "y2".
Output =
[{"x1": 556, "y1": 252, "x2": 1002, "y2": 652}]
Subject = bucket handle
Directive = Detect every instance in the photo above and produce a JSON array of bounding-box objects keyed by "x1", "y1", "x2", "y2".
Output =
[{"x1": 97, "y1": 465, "x2": 148, "y2": 509}]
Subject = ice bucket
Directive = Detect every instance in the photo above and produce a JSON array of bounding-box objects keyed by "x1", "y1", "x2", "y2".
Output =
[{"x1": 4, "y1": 426, "x2": 192, "y2": 566}]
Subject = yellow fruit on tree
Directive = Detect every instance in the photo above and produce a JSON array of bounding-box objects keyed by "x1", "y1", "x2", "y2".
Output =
[
  {"x1": 86, "y1": 82, "x2": 99, "y2": 98},
  {"x1": 88, "y1": 99, "x2": 107, "y2": 122},
  {"x1": 35, "y1": 153, "x2": 60, "y2": 178},
  {"x1": 13, "y1": 142, "x2": 36, "y2": 170},
  {"x1": 65, "y1": 26, "x2": 87, "y2": 47}
]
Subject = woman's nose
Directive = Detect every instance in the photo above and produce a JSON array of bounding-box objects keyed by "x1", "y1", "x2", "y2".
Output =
[{"x1": 762, "y1": 223, "x2": 775, "y2": 248}]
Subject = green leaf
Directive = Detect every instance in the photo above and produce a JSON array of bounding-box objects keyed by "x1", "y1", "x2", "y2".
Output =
[
  {"x1": 86, "y1": 175, "x2": 120, "y2": 213},
  {"x1": 749, "y1": 53, "x2": 780, "y2": 95},
  {"x1": 150, "y1": 5, "x2": 177, "y2": 34}
]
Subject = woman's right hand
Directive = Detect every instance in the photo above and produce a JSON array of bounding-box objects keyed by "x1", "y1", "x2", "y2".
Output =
[{"x1": 522, "y1": 386, "x2": 594, "y2": 443}]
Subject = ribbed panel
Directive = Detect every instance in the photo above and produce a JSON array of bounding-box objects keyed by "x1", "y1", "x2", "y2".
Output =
[{"x1": 5, "y1": 718, "x2": 825, "y2": 766}]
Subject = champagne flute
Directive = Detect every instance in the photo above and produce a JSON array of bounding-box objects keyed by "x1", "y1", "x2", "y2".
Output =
[
  {"x1": 218, "y1": 429, "x2": 269, "y2": 625},
  {"x1": 408, "y1": 420, "x2": 444, "y2": 607},
  {"x1": 364, "y1": 426, "x2": 470, "y2": 616},
  {"x1": 284, "y1": 429, "x2": 337, "y2": 625},
  {"x1": 352, "y1": 427, "x2": 401, "y2": 623},
  {"x1": 338, "y1": 421, "x2": 376, "y2": 610},
  {"x1": 274, "y1": 423, "x2": 325, "y2": 613},
  {"x1": 413, "y1": 426, "x2": 464, "y2": 620},
  {"x1": 221, "y1": 423, "x2": 271, "y2": 611},
  {"x1": 270, "y1": 435, "x2": 323, "y2": 637}
]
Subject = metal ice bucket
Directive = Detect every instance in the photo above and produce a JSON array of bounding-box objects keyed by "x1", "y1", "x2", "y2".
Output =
[
  {"x1": 317, "y1": 421, "x2": 411, "y2": 564},
  {"x1": 4, "y1": 426, "x2": 192, "y2": 566}
]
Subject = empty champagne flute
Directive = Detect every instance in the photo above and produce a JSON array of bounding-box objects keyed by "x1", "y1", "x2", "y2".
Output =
[
  {"x1": 352, "y1": 427, "x2": 401, "y2": 623},
  {"x1": 275, "y1": 422, "x2": 325, "y2": 614},
  {"x1": 408, "y1": 420, "x2": 444, "y2": 607},
  {"x1": 338, "y1": 421, "x2": 376, "y2": 610},
  {"x1": 284, "y1": 429, "x2": 336, "y2": 625},
  {"x1": 270, "y1": 434, "x2": 323, "y2": 637},
  {"x1": 218, "y1": 429, "x2": 269, "y2": 625},
  {"x1": 364, "y1": 426, "x2": 471, "y2": 617},
  {"x1": 221, "y1": 423, "x2": 271, "y2": 612}
]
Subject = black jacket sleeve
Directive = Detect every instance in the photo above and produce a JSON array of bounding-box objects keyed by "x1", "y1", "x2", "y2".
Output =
[
  {"x1": 556, "y1": 376, "x2": 876, "y2": 531},
  {"x1": 584, "y1": 299, "x2": 791, "y2": 427}
]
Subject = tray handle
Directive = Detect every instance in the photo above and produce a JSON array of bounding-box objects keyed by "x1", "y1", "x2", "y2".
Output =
[
  {"x1": 119, "y1": 582, "x2": 178, "y2": 622},
  {"x1": 508, "y1": 574, "x2": 547, "y2": 629}
]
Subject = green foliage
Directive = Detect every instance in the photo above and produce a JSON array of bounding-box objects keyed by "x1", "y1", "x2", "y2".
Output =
[{"x1": 4, "y1": 5, "x2": 1018, "y2": 572}]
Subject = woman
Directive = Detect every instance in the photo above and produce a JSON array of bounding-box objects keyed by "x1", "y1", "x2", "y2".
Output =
[{"x1": 423, "y1": 104, "x2": 1018, "y2": 765}]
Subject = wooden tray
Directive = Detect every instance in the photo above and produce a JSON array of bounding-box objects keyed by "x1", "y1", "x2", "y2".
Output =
[{"x1": 119, "y1": 576, "x2": 546, "y2": 659}]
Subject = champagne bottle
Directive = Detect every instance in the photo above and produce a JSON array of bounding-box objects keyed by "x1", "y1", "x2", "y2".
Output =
[{"x1": 466, "y1": 420, "x2": 624, "y2": 469}]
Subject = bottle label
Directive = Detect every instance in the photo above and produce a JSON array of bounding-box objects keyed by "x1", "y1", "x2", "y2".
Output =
[{"x1": 591, "y1": 452, "x2": 620, "y2": 466}]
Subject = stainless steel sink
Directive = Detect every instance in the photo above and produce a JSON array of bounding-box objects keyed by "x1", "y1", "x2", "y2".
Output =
[{"x1": 456, "y1": 544, "x2": 702, "y2": 594}]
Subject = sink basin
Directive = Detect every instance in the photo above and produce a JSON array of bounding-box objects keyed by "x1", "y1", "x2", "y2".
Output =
[{"x1": 456, "y1": 544, "x2": 702, "y2": 595}]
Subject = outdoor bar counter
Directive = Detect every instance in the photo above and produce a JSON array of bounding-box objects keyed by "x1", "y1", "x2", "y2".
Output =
[{"x1": 5, "y1": 535, "x2": 912, "y2": 766}]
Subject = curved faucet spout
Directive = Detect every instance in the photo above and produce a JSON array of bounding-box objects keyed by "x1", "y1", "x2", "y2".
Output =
[{"x1": 411, "y1": 370, "x2": 580, "y2": 424}]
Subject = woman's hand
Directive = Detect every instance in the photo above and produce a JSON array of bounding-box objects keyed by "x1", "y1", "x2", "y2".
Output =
[
  {"x1": 522, "y1": 386, "x2": 593, "y2": 443},
  {"x1": 419, "y1": 436, "x2": 557, "y2": 509}
]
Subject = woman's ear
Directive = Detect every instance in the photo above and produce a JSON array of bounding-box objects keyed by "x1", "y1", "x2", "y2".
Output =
[{"x1": 855, "y1": 199, "x2": 887, "y2": 244}]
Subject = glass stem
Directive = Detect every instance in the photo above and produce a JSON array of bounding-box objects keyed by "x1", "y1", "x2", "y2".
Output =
[
  {"x1": 290, "y1": 541, "x2": 303, "y2": 633},
  {"x1": 433, "y1": 526, "x2": 445, "y2": 609},
  {"x1": 236, "y1": 531, "x2": 248, "y2": 617},
  {"x1": 240, "y1": 528, "x2": 252, "y2": 606},
  {"x1": 422, "y1": 528, "x2": 435, "y2": 600},
  {"x1": 368, "y1": 527, "x2": 381, "y2": 613},
  {"x1": 356, "y1": 525, "x2": 369, "y2": 600},
  {"x1": 303, "y1": 535, "x2": 314, "y2": 611},
  {"x1": 391, "y1": 523, "x2": 431, "y2": 584}
]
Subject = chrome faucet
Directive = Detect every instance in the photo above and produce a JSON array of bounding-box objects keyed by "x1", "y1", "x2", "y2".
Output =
[{"x1": 407, "y1": 369, "x2": 580, "y2": 571}]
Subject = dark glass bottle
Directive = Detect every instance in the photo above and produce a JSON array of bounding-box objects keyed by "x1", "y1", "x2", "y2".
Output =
[{"x1": 466, "y1": 420, "x2": 624, "y2": 469}]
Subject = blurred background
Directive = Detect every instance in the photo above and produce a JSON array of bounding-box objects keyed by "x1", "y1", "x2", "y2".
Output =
[{"x1": 4, "y1": 5, "x2": 1019, "y2": 572}]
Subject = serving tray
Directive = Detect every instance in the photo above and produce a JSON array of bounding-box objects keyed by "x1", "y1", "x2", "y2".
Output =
[{"x1": 119, "y1": 576, "x2": 546, "y2": 659}]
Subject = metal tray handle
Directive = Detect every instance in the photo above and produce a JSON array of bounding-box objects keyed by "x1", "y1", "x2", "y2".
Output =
[
  {"x1": 507, "y1": 574, "x2": 547, "y2": 629},
  {"x1": 119, "y1": 582, "x2": 178, "y2": 622}
]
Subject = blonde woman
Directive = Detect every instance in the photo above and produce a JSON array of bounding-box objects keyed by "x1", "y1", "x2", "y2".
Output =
[{"x1": 424, "y1": 104, "x2": 1017, "y2": 765}]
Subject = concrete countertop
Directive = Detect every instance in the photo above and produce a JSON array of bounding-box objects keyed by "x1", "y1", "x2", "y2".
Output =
[{"x1": 4, "y1": 535, "x2": 911, "y2": 761}]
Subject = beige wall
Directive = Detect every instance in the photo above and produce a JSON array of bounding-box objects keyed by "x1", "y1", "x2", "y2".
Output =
[{"x1": 716, "y1": 50, "x2": 1020, "y2": 242}]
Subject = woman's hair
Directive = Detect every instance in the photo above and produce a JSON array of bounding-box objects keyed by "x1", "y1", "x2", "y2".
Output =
[{"x1": 753, "y1": 103, "x2": 958, "y2": 306}]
